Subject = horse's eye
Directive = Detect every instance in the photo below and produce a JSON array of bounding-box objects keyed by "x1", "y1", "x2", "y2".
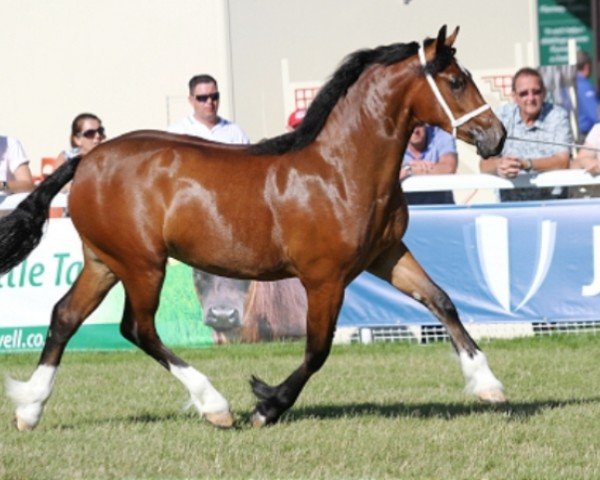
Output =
[{"x1": 449, "y1": 76, "x2": 464, "y2": 91}]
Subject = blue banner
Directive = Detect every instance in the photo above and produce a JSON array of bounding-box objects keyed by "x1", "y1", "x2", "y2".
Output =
[{"x1": 339, "y1": 199, "x2": 600, "y2": 326}]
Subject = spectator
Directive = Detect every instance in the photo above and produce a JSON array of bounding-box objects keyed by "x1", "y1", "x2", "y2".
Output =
[
  {"x1": 168, "y1": 74, "x2": 249, "y2": 144},
  {"x1": 0, "y1": 134, "x2": 34, "y2": 194},
  {"x1": 287, "y1": 108, "x2": 306, "y2": 131},
  {"x1": 576, "y1": 50, "x2": 600, "y2": 139},
  {"x1": 55, "y1": 113, "x2": 106, "y2": 168},
  {"x1": 569, "y1": 123, "x2": 600, "y2": 198},
  {"x1": 572, "y1": 123, "x2": 600, "y2": 174},
  {"x1": 479, "y1": 67, "x2": 572, "y2": 201},
  {"x1": 400, "y1": 122, "x2": 457, "y2": 204}
]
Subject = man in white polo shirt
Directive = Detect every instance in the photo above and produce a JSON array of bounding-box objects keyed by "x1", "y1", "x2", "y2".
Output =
[{"x1": 168, "y1": 74, "x2": 249, "y2": 144}]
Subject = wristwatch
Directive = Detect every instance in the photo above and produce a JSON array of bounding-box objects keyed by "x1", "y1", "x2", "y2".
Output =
[{"x1": 523, "y1": 158, "x2": 533, "y2": 172}]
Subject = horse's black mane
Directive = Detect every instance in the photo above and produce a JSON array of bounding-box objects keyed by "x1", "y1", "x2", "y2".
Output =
[{"x1": 250, "y1": 38, "x2": 455, "y2": 156}]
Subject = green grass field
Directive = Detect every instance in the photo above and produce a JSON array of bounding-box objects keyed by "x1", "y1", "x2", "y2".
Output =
[{"x1": 1, "y1": 334, "x2": 599, "y2": 479}]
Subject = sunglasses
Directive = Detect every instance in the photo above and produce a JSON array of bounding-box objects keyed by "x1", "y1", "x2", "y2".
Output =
[
  {"x1": 79, "y1": 127, "x2": 106, "y2": 139},
  {"x1": 516, "y1": 89, "x2": 543, "y2": 98},
  {"x1": 195, "y1": 92, "x2": 220, "y2": 103}
]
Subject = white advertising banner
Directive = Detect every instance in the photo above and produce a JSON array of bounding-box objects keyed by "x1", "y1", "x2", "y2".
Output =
[
  {"x1": 0, "y1": 219, "x2": 212, "y2": 352},
  {"x1": 0, "y1": 219, "x2": 123, "y2": 328}
]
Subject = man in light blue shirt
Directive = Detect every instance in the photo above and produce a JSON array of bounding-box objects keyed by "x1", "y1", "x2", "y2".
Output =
[
  {"x1": 400, "y1": 123, "x2": 458, "y2": 204},
  {"x1": 479, "y1": 67, "x2": 572, "y2": 201}
]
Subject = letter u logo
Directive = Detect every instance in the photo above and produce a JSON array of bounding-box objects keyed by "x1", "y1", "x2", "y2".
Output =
[
  {"x1": 475, "y1": 215, "x2": 556, "y2": 312},
  {"x1": 582, "y1": 225, "x2": 600, "y2": 297}
]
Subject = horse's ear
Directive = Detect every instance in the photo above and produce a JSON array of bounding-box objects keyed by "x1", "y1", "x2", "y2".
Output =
[
  {"x1": 435, "y1": 25, "x2": 448, "y2": 55},
  {"x1": 445, "y1": 26, "x2": 460, "y2": 47}
]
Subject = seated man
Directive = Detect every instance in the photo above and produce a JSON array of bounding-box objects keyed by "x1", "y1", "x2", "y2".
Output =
[
  {"x1": 0, "y1": 134, "x2": 34, "y2": 194},
  {"x1": 400, "y1": 122, "x2": 457, "y2": 205},
  {"x1": 479, "y1": 67, "x2": 572, "y2": 202}
]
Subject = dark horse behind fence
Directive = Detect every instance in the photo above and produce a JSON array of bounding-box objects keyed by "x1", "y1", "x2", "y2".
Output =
[{"x1": 1, "y1": 26, "x2": 507, "y2": 430}]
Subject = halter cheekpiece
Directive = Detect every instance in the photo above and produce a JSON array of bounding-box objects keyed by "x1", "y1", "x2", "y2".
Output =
[{"x1": 418, "y1": 44, "x2": 490, "y2": 137}]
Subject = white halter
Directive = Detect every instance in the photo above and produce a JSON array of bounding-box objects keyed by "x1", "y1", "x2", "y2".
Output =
[{"x1": 417, "y1": 44, "x2": 490, "y2": 137}]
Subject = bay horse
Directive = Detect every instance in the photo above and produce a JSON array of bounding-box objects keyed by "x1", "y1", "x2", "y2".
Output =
[{"x1": 1, "y1": 26, "x2": 507, "y2": 430}]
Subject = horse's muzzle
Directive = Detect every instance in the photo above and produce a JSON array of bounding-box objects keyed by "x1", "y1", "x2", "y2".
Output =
[
  {"x1": 474, "y1": 123, "x2": 506, "y2": 159},
  {"x1": 204, "y1": 306, "x2": 242, "y2": 331}
]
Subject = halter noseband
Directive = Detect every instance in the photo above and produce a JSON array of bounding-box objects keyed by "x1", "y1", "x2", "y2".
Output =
[{"x1": 418, "y1": 45, "x2": 490, "y2": 137}]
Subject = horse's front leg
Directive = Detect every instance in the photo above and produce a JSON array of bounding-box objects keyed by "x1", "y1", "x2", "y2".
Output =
[
  {"x1": 250, "y1": 280, "x2": 344, "y2": 427},
  {"x1": 368, "y1": 242, "x2": 506, "y2": 403},
  {"x1": 118, "y1": 267, "x2": 234, "y2": 429}
]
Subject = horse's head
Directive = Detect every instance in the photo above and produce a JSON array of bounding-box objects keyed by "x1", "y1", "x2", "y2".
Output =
[
  {"x1": 193, "y1": 271, "x2": 251, "y2": 333},
  {"x1": 411, "y1": 26, "x2": 506, "y2": 158},
  {"x1": 193, "y1": 272, "x2": 307, "y2": 343}
]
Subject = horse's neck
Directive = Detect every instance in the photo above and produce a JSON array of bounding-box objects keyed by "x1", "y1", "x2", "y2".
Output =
[{"x1": 317, "y1": 65, "x2": 413, "y2": 193}]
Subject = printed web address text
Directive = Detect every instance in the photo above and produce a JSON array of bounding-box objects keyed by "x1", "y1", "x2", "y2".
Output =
[{"x1": 0, "y1": 329, "x2": 45, "y2": 351}]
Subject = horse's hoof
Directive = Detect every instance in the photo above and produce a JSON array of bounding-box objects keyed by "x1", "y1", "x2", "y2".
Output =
[
  {"x1": 250, "y1": 409, "x2": 267, "y2": 428},
  {"x1": 13, "y1": 415, "x2": 34, "y2": 432},
  {"x1": 478, "y1": 389, "x2": 508, "y2": 404},
  {"x1": 204, "y1": 410, "x2": 235, "y2": 429}
]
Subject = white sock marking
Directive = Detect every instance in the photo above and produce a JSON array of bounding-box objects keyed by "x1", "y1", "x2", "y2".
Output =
[
  {"x1": 169, "y1": 364, "x2": 229, "y2": 415},
  {"x1": 5, "y1": 365, "x2": 57, "y2": 428},
  {"x1": 459, "y1": 350, "x2": 504, "y2": 395}
]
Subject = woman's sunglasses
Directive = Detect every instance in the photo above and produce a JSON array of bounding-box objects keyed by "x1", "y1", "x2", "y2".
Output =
[{"x1": 78, "y1": 127, "x2": 106, "y2": 139}]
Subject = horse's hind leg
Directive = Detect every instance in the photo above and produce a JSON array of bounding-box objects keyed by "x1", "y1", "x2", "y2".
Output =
[
  {"x1": 368, "y1": 242, "x2": 506, "y2": 403},
  {"x1": 118, "y1": 267, "x2": 233, "y2": 428},
  {"x1": 6, "y1": 245, "x2": 118, "y2": 431}
]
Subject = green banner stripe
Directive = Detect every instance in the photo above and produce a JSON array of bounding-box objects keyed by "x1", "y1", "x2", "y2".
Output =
[
  {"x1": 0, "y1": 324, "x2": 127, "y2": 353},
  {"x1": 0, "y1": 321, "x2": 215, "y2": 353},
  {"x1": 0, "y1": 263, "x2": 215, "y2": 353}
]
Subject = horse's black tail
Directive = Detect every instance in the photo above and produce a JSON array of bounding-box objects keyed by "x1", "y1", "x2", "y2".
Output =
[{"x1": 0, "y1": 155, "x2": 83, "y2": 275}]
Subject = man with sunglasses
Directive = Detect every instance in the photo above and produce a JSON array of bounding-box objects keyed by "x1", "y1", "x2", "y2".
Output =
[
  {"x1": 479, "y1": 67, "x2": 572, "y2": 202},
  {"x1": 168, "y1": 74, "x2": 249, "y2": 144}
]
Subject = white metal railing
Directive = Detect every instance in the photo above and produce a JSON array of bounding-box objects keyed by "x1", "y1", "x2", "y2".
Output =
[
  {"x1": 0, "y1": 192, "x2": 68, "y2": 210},
  {"x1": 1, "y1": 169, "x2": 599, "y2": 211},
  {"x1": 402, "y1": 169, "x2": 600, "y2": 192}
]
